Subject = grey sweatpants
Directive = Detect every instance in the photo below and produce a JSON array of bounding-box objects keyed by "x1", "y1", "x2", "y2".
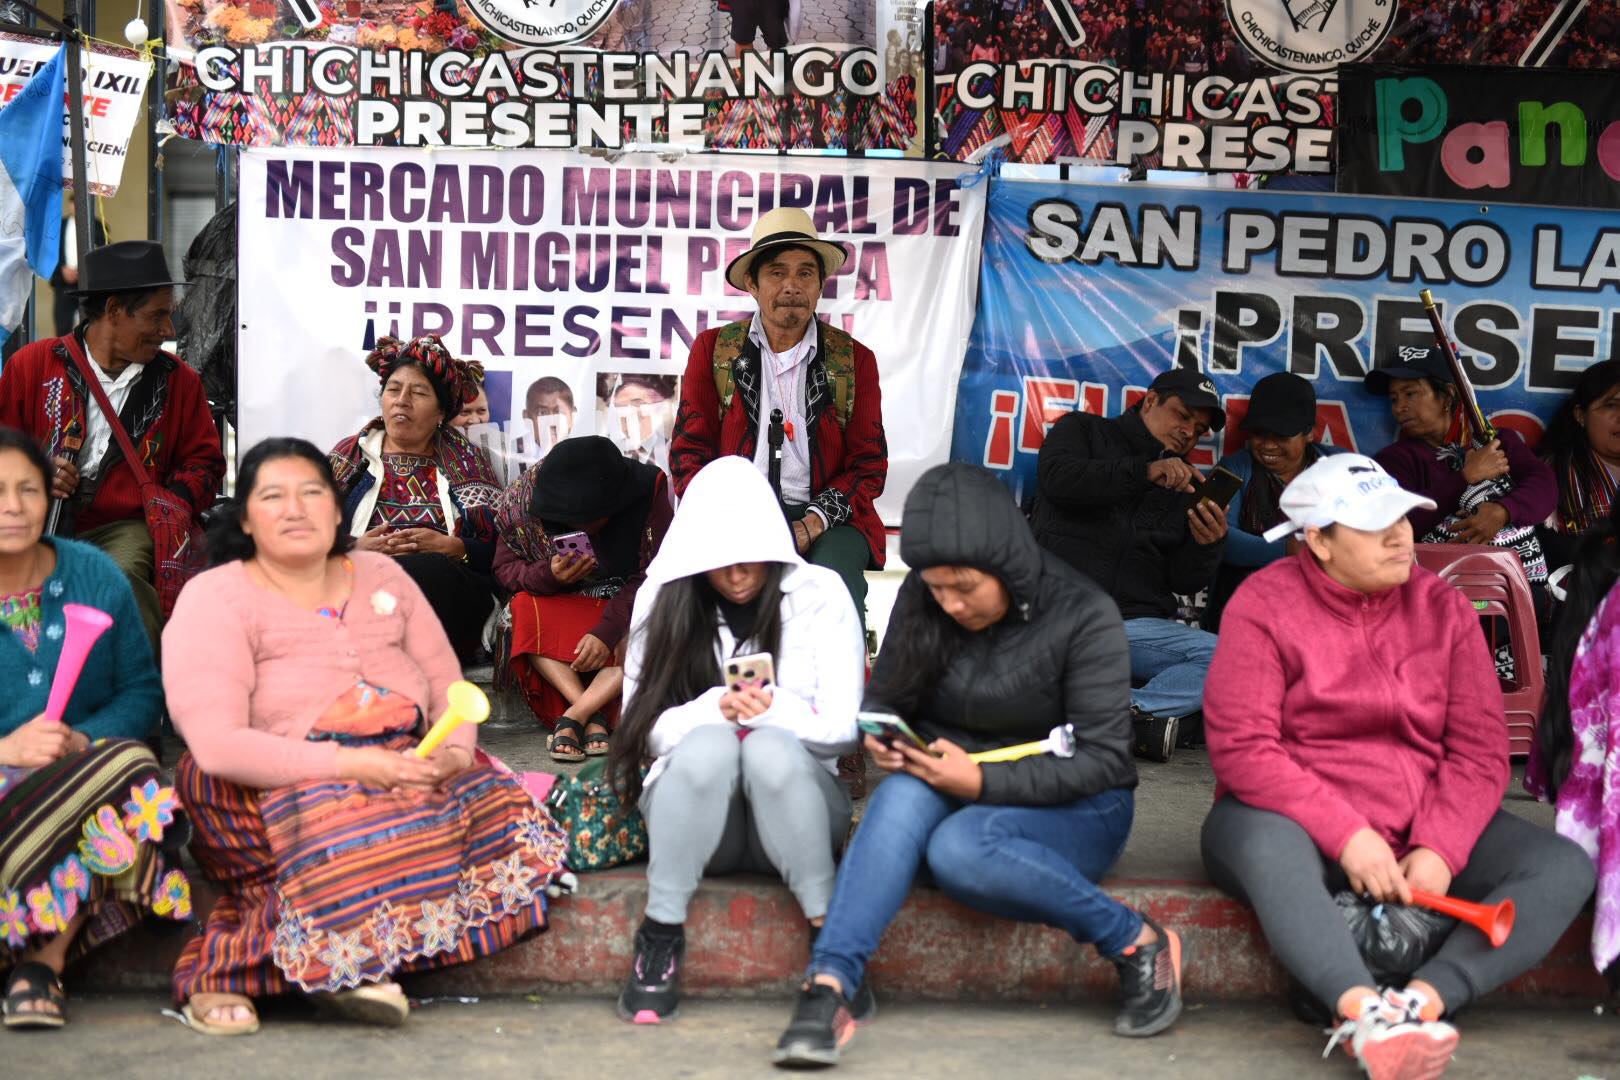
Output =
[
  {"x1": 642, "y1": 724, "x2": 852, "y2": 924},
  {"x1": 1200, "y1": 796, "x2": 1594, "y2": 1014}
]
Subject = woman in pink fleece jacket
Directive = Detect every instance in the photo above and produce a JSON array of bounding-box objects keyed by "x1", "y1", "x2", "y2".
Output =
[
  {"x1": 162, "y1": 439, "x2": 570, "y2": 1037},
  {"x1": 1200, "y1": 454, "x2": 1592, "y2": 1080}
]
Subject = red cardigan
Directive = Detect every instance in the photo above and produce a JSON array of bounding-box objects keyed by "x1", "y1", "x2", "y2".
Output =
[
  {"x1": 0, "y1": 334, "x2": 223, "y2": 533},
  {"x1": 1204, "y1": 548, "x2": 1509, "y2": 876},
  {"x1": 669, "y1": 321, "x2": 887, "y2": 568}
]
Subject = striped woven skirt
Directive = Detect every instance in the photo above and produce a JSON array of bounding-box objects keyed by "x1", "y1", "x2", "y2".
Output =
[
  {"x1": 0, "y1": 739, "x2": 190, "y2": 968},
  {"x1": 171, "y1": 733, "x2": 571, "y2": 1001}
]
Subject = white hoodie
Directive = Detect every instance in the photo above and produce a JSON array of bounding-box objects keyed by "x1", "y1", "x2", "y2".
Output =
[{"x1": 625, "y1": 456, "x2": 864, "y2": 790}]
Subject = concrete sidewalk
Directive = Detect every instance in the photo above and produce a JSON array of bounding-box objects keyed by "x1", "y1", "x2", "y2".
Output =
[{"x1": 9, "y1": 995, "x2": 1618, "y2": 1080}]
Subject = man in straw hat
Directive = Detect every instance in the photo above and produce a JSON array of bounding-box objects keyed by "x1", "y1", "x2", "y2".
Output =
[
  {"x1": 0, "y1": 241, "x2": 224, "y2": 642},
  {"x1": 670, "y1": 207, "x2": 887, "y2": 628}
]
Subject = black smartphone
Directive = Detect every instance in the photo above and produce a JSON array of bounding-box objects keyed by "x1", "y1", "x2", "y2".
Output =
[{"x1": 1192, "y1": 466, "x2": 1244, "y2": 510}]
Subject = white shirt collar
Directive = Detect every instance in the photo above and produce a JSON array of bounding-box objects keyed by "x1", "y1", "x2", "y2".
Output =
[{"x1": 747, "y1": 312, "x2": 818, "y2": 372}]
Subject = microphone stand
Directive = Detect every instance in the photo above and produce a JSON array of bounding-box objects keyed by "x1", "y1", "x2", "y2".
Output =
[{"x1": 767, "y1": 408, "x2": 785, "y2": 503}]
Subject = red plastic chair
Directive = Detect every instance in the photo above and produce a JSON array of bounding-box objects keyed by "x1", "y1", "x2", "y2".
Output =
[{"x1": 1413, "y1": 544, "x2": 1542, "y2": 757}]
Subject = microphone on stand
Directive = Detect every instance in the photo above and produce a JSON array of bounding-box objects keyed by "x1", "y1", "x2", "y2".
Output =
[{"x1": 767, "y1": 408, "x2": 785, "y2": 501}]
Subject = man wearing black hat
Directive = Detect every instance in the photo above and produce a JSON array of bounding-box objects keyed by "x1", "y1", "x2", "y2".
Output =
[
  {"x1": 0, "y1": 241, "x2": 225, "y2": 642},
  {"x1": 1203, "y1": 372, "x2": 1344, "y2": 632},
  {"x1": 1029, "y1": 368, "x2": 1229, "y2": 760}
]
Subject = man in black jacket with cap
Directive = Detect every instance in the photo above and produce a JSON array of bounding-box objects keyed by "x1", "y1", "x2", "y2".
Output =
[{"x1": 1029, "y1": 369, "x2": 1228, "y2": 759}]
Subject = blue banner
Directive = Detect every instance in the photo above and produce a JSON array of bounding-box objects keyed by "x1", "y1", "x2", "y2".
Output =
[{"x1": 950, "y1": 179, "x2": 1620, "y2": 504}]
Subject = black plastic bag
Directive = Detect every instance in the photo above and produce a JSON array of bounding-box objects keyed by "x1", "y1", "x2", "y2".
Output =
[{"x1": 1333, "y1": 889, "x2": 1456, "y2": 984}]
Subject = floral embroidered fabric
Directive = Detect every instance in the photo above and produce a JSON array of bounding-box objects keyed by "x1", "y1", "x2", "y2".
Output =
[{"x1": 0, "y1": 587, "x2": 43, "y2": 653}]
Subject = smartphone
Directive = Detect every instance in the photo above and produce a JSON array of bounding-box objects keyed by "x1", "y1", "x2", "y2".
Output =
[
  {"x1": 725, "y1": 652, "x2": 775, "y2": 693},
  {"x1": 1192, "y1": 465, "x2": 1244, "y2": 510},
  {"x1": 856, "y1": 710, "x2": 940, "y2": 756},
  {"x1": 552, "y1": 531, "x2": 596, "y2": 561}
]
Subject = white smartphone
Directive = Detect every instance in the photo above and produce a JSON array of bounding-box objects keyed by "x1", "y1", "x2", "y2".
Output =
[{"x1": 725, "y1": 652, "x2": 775, "y2": 693}]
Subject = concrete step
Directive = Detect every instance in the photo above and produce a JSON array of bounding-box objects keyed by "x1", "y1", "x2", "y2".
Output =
[{"x1": 72, "y1": 867, "x2": 1607, "y2": 1005}]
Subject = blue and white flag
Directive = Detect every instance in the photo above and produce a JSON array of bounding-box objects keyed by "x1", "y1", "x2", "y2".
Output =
[{"x1": 0, "y1": 46, "x2": 65, "y2": 332}]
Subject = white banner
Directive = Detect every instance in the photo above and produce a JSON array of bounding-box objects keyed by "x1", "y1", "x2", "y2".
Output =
[
  {"x1": 237, "y1": 147, "x2": 984, "y2": 524},
  {"x1": 0, "y1": 37, "x2": 152, "y2": 196}
]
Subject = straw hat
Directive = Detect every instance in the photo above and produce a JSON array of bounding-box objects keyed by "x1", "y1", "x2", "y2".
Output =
[{"x1": 725, "y1": 207, "x2": 848, "y2": 291}]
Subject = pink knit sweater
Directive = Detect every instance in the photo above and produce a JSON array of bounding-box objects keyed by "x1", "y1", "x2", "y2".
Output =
[
  {"x1": 1204, "y1": 548, "x2": 1510, "y2": 876},
  {"x1": 162, "y1": 551, "x2": 469, "y2": 788}
]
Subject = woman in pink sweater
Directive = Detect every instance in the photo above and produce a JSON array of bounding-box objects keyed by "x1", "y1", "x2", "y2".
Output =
[
  {"x1": 162, "y1": 439, "x2": 569, "y2": 1036},
  {"x1": 1201, "y1": 454, "x2": 1593, "y2": 1080}
]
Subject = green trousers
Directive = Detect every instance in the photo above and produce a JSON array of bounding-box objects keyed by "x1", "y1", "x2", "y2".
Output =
[
  {"x1": 783, "y1": 502, "x2": 871, "y2": 634},
  {"x1": 76, "y1": 517, "x2": 161, "y2": 653}
]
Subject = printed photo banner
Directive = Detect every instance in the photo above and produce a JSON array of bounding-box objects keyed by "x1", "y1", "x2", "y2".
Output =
[
  {"x1": 237, "y1": 146, "x2": 984, "y2": 523},
  {"x1": 0, "y1": 35, "x2": 151, "y2": 196},
  {"x1": 161, "y1": 1, "x2": 923, "y2": 154},
  {"x1": 1338, "y1": 63, "x2": 1620, "y2": 211},
  {"x1": 931, "y1": 0, "x2": 1620, "y2": 169},
  {"x1": 950, "y1": 178, "x2": 1620, "y2": 503}
]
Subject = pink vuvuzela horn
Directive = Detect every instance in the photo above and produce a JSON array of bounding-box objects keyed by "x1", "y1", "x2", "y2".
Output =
[{"x1": 44, "y1": 604, "x2": 114, "y2": 724}]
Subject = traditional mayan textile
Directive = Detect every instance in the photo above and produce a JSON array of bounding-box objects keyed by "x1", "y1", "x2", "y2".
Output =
[
  {"x1": 1529, "y1": 588, "x2": 1620, "y2": 974},
  {"x1": 0, "y1": 588, "x2": 43, "y2": 653},
  {"x1": 370, "y1": 452, "x2": 448, "y2": 531},
  {"x1": 1422, "y1": 442, "x2": 1548, "y2": 584},
  {"x1": 0, "y1": 739, "x2": 189, "y2": 967},
  {"x1": 329, "y1": 421, "x2": 503, "y2": 546},
  {"x1": 172, "y1": 710, "x2": 569, "y2": 999},
  {"x1": 1552, "y1": 447, "x2": 1619, "y2": 535}
]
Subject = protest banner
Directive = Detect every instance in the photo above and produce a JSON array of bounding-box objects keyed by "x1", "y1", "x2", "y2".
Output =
[
  {"x1": 161, "y1": 1, "x2": 922, "y2": 154},
  {"x1": 0, "y1": 35, "x2": 151, "y2": 196},
  {"x1": 237, "y1": 146, "x2": 984, "y2": 523},
  {"x1": 1338, "y1": 63, "x2": 1620, "y2": 211},
  {"x1": 929, "y1": 0, "x2": 1620, "y2": 168},
  {"x1": 950, "y1": 177, "x2": 1620, "y2": 502}
]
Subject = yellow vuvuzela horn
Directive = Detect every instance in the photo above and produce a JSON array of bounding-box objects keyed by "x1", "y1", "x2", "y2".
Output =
[
  {"x1": 414, "y1": 681, "x2": 491, "y2": 757},
  {"x1": 968, "y1": 725, "x2": 1077, "y2": 764}
]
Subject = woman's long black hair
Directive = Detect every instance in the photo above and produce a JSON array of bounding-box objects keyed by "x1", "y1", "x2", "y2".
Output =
[
  {"x1": 1539, "y1": 360, "x2": 1620, "y2": 533},
  {"x1": 608, "y1": 562, "x2": 787, "y2": 806},
  {"x1": 861, "y1": 570, "x2": 969, "y2": 714},
  {"x1": 207, "y1": 437, "x2": 354, "y2": 565},
  {"x1": 1540, "y1": 500, "x2": 1620, "y2": 799}
]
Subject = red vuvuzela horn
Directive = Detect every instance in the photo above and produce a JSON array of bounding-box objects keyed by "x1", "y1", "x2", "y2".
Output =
[
  {"x1": 44, "y1": 604, "x2": 114, "y2": 724},
  {"x1": 1409, "y1": 889, "x2": 1515, "y2": 948}
]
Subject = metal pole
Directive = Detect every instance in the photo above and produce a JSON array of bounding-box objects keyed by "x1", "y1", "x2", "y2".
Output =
[
  {"x1": 923, "y1": 1, "x2": 936, "y2": 160},
  {"x1": 148, "y1": 49, "x2": 165, "y2": 242},
  {"x1": 61, "y1": 1, "x2": 93, "y2": 262}
]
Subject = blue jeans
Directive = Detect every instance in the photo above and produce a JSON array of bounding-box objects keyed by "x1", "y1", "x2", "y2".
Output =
[
  {"x1": 1124, "y1": 617, "x2": 1217, "y2": 718},
  {"x1": 808, "y1": 773, "x2": 1140, "y2": 997}
]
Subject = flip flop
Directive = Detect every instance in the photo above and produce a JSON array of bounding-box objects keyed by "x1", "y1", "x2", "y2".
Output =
[
  {"x1": 181, "y1": 992, "x2": 259, "y2": 1037},
  {"x1": 3, "y1": 961, "x2": 66, "y2": 1030},
  {"x1": 309, "y1": 984, "x2": 410, "y2": 1027},
  {"x1": 549, "y1": 717, "x2": 586, "y2": 763}
]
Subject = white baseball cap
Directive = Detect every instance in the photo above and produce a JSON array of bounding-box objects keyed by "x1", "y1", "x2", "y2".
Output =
[{"x1": 1261, "y1": 454, "x2": 1437, "y2": 543}]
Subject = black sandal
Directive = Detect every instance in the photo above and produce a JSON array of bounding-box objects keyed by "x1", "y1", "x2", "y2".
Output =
[
  {"x1": 548, "y1": 717, "x2": 586, "y2": 763},
  {"x1": 583, "y1": 715, "x2": 611, "y2": 757},
  {"x1": 3, "y1": 961, "x2": 67, "y2": 1030}
]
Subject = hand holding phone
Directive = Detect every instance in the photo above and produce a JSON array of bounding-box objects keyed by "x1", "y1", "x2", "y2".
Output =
[
  {"x1": 721, "y1": 653, "x2": 775, "y2": 724},
  {"x1": 857, "y1": 711, "x2": 940, "y2": 756},
  {"x1": 1191, "y1": 465, "x2": 1243, "y2": 511}
]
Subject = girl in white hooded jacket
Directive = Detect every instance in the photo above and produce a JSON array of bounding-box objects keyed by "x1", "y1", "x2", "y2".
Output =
[{"x1": 608, "y1": 456, "x2": 864, "y2": 1024}]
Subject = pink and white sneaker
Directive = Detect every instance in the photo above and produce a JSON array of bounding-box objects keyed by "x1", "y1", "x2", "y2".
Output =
[{"x1": 1323, "y1": 990, "x2": 1459, "y2": 1080}]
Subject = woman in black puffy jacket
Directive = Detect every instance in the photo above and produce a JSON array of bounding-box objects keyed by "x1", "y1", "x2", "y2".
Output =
[{"x1": 770, "y1": 463, "x2": 1182, "y2": 1069}]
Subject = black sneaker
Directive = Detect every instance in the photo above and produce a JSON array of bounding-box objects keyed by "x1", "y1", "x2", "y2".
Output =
[
  {"x1": 616, "y1": 922, "x2": 684, "y2": 1024},
  {"x1": 773, "y1": 983, "x2": 857, "y2": 1069},
  {"x1": 808, "y1": 926, "x2": 876, "y2": 1024},
  {"x1": 1129, "y1": 705, "x2": 1179, "y2": 763},
  {"x1": 1110, "y1": 915, "x2": 1183, "y2": 1037}
]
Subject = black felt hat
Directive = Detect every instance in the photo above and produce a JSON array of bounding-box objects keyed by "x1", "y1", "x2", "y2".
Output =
[
  {"x1": 1241, "y1": 372, "x2": 1318, "y2": 438},
  {"x1": 529, "y1": 436, "x2": 658, "y2": 526},
  {"x1": 72, "y1": 240, "x2": 187, "y2": 296}
]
